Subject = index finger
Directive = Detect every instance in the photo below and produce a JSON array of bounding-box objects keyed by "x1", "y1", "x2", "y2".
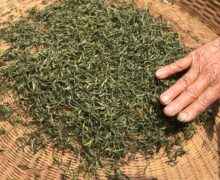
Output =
[
  {"x1": 156, "y1": 52, "x2": 196, "y2": 79},
  {"x1": 156, "y1": 38, "x2": 220, "y2": 80}
]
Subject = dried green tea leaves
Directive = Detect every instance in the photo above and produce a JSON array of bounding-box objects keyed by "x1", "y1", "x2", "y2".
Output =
[
  {"x1": 0, "y1": 128, "x2": 6, "y2": 135},
  {"x1": 0, "y1": 104, "x2": 12, "y2": 120},
  {"x1": 0, "y1": 0, "x2": 205, "y2": 177}
]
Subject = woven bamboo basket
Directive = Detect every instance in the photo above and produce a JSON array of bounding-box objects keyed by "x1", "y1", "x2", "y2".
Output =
[
  {"x1": 0, "y1": 0, "x2": 219, "y2": 179},
  {"x1": 169, "y1": 0, "x2": 220, "y2": 35}
]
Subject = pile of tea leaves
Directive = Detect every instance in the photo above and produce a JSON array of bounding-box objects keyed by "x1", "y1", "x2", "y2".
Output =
[{"x1": 0, "y1": 0, "x2": 208, "y2": 177}]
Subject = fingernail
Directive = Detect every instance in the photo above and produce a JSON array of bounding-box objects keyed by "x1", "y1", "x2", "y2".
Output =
[
  {"x1": 177, "y1": 112, "x2": 189, "y2": 122},
  {"x1": 161, "y1": 94, "x2": 170, "y2": 104},
  {"x1": 156, "y1": 70, "x2": 164, "y2": 78},
  {"x1": 164, "y1": 106, "x2": 175, "y2": 115}
]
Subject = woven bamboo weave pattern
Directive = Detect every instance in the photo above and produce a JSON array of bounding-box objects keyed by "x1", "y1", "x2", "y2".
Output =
[
  {"x1": 169, "y1": 0, "x2": 220, "y2": 35},
  {"x1": 0, "y1": 0, "x2": 219, "y2": 179}
]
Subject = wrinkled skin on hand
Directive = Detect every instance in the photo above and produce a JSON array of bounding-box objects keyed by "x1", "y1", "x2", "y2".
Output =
[{"x1": 156, "y1": 38, "x2": 220, "y2": 122}]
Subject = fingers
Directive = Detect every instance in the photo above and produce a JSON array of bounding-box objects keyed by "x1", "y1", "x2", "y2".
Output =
[
  {"x1": 177, "y1": 87, "x2": 220, "y2": 122},
  {"x1": 160, "y1": 68, "x2": 198, "y2": 105},
  {"x1": 163, "y1": 73, "x2": 211, "y2": 116},
  {"x1": 156, "y1": 54, "x2": 192, "y2": 79},
  {"x1": 158, "y1": 38, "x2": 220, "y2": 121},
  {"x1": 156, "y1": 38, "x2": 220, "y2": 80}
]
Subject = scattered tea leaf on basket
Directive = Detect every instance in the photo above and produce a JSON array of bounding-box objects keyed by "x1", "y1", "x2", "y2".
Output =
[
  {"x1": 18, "y1": 164, "x2": 30, "y2": 171},
  {"x1": 0, "y1": 128, "x2": 6, "y2": 135},
  {"x1": 0, "y1": 105, "x2": 12, "y2": 120},
  {"x1": 0, "y1": 146, "x2": 5, "y2": 152}
]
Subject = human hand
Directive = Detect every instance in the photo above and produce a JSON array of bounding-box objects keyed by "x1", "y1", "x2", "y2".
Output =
[{"x1": 156, "y1": 38, "x2": 220, "y2": 122}]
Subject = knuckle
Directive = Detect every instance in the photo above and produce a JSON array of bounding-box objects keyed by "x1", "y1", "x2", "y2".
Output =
[
  {"x1": 179, "y1": 78, "x2": 188, "y2": 88},
  {"x1": 190, "y1": 51, "x2": 201, "y2": 63},
  {"x1": 173, "y1": 61, "x2": 184, "y2": 70},
  {"x1": 178, "y1": 76, "x2": 192, "y2": 88},
  {"x1": 209, "y1": 85, "x2": 220, "y2": 99},
  {"x1": 206, "y1": 66, "x2": 220, "y2": 85},
  {"x1": 197, "y1": 94, "x2": 209, "y2": 108},
  {"x1": 185, "y1": 87, "x2": 198, "y2": 99}
]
